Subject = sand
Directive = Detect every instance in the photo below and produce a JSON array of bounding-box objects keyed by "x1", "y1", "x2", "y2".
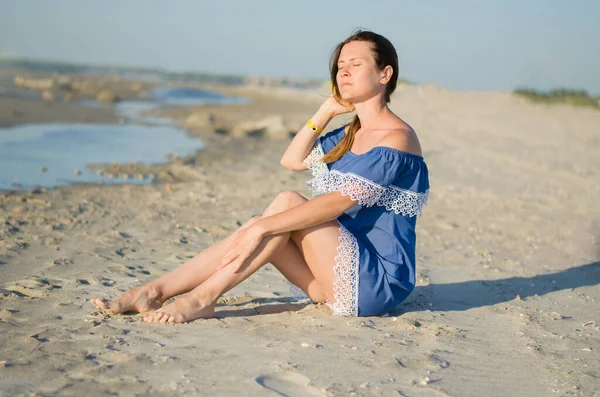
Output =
[{"x1": 0, "y1": 76, "x2": 599, "y2": 396}]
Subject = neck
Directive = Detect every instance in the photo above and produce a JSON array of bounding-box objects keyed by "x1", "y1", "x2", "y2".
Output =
[{"x1": 353, "y1": 94, "x2": 389, "y2": 131}]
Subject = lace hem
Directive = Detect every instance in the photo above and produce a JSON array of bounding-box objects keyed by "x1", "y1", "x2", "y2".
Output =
[
  {"x1": 330, "y1": 223, "x2": 360, "y2": 316},
  {"x1": 304, "y1": 148, "x2": 428, "y2": 216}
]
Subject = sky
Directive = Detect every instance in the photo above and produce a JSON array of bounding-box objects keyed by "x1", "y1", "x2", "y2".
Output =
[{"x1": 1, "y1": 0, "x2": 599, "y2": 93}]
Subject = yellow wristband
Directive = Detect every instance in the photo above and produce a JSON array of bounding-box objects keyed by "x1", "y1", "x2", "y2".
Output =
[{"x1": 307, "y1": 119, "x2": 323, "y2": 134}]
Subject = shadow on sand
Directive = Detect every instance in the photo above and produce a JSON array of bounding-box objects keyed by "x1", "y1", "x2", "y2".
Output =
[{"x1": 398, "y1": 261, "x2": 600, "y2": 313}]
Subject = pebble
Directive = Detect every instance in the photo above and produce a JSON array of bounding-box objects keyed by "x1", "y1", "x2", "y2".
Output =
[
  {"x1": 301, "y1": 342, "x2": 321, "y2": 348},
  {"x1": 549, "y1": 312, "x2": 564, "y2": 320}
]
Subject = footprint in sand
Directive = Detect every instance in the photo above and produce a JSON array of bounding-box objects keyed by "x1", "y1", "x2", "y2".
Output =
[
  {"x1": 108, "y1": 264, "x2": 156, "y2": 278},
  {"x1": 255, "y1": 372, "x2": 324, "y2": 397},
  {"x1": 1, "y1": 276, "x2": 62, "y2": 298}
]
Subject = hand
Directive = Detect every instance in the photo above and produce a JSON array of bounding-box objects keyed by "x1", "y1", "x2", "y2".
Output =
[
  {"x1": 217, "y1": 224, "x2": 265, "y2": 273},
  {"x1": 321, "y1": 95, "x2": 355, "y2": 118}
]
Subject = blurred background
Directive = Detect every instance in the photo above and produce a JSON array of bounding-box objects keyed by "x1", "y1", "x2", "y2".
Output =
[
  {"x1": 0, "y1": 0, "x2": 598, "y2": 190},
  {"x1": 2, "y1": 0, "x2": 598, "y2": 91}
]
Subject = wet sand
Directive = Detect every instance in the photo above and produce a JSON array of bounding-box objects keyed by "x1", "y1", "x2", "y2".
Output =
[{"x1": 0, "y1": 77, "x2": 599, "y2": 396}]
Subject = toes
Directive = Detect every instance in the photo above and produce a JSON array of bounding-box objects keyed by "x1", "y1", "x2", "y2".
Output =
[
  {"x1": 90, "y1": 297, "x2": 109, "y2": 310},
  {"x1": 107, "y1": 300, "x2": 123, "y2": 313},
  {"x1": 167, "y1": 316, "x2": 176, "y2": 323},
  {"x1": 159, "y1": 314, "x2": 170, "y2": 323},
  {"x1": 143, "y1": 312, "x2": 159, "y2": 322},
  {"x1": 148, "y1": 312, "x2": 165, "y2": 323}
]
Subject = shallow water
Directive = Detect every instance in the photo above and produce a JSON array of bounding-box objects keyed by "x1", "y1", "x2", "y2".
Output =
[
  {"x1": 83, "y1": 86, "x2": 249, "y2": 126},
  {"x1": 151, "y1": 86, "x2": 249, "y2": 107},
  {"x1": 0, "y1": 123, "x2": 205, "y2": 190}
]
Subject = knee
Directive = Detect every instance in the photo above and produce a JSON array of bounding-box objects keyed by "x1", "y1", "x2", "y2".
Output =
[
  {"x1": 274, "y1": 190, "x2": 305, "y2": 209},
  {"x1": 240, "y1": 216, "x2": 261, "y2": 230}
]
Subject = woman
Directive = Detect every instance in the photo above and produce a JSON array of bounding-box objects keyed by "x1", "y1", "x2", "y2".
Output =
[{"x1": 90, "y1": 30, "x2": 429, "y2": 322}]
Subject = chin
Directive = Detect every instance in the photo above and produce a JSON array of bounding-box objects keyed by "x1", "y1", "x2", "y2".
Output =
[{"x1": 340, "y1": 90, "x2": 369, "y2": 104}]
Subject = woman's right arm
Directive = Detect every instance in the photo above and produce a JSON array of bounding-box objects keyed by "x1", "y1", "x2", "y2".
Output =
[
  {"x1": 279, "y1": 105, "x2": 334, "y2": 171},
  {"x1": 280, "y1": 97, "x2": 354, "y2": 171}
]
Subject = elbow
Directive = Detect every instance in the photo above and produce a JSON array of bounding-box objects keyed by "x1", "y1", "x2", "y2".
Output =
[
  {"x1": 280, "y1": 158, "x2": 303, "y2": 171},
  {"x1": 279, "y1": 158, "x2": 293, "y2": 170}
]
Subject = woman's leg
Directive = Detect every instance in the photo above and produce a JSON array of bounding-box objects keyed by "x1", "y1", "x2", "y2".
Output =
[
  {"x1": 90, "y1": 190, "x2": 326, "y2": 313},
  {"x1": 143, "y1": 213, "x2": 343, "y2": 323},
  {"x1": 89, "y1": 216, "x2": 261, "y2": 313}
]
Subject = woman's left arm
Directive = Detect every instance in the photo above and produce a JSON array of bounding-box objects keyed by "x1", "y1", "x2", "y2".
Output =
[
  {"x1": 217, "y1": 192, "x2": 356, "y2": 272},
  {"x1": 255, "y1": 192, "x2": 357, "y2": 238}
]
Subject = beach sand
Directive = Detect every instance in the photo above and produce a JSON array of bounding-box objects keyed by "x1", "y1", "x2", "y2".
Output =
[{"x1": 0, "y1": 77, "x2": 599, "y2": 396}]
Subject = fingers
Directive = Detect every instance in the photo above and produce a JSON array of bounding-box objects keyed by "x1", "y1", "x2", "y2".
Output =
[{"x1": 217, "y1": 254, "x2": 236, "y2": 270}]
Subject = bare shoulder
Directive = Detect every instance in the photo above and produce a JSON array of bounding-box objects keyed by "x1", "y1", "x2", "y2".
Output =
[{"x1": 377, "y1": 128, "x2": 422, "y2": 156}]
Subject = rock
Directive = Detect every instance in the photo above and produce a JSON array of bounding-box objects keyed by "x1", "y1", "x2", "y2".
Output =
[
  {"x1": 53, "y1": 76, "x2": 73, "y2": 91},
  {"x1": 183, "y1": 112, "x2": 215, "y2": 129},
  {"x1": 42, "y1": 90, "x2": 55, "y2": 102},
  {"x1": 230, "y1": 116, "x2": 291, "y2": 140},
  {"x1": 71, "y1": 80, "x2": 98, "y2": 95},
  {"x1": 262, "y1": 116, "x2": 291, "y2": 140},
  {"x1": 13, "y1": 75, "x2": 54, "y2": 90},
  {"x1": 96, "y1": 89, "x2": 119, "y2": 103}
]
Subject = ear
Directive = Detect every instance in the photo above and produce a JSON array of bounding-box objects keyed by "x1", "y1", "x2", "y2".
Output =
[{"x1": 380, "y1": 65, "x2": 393, "y2": 84}]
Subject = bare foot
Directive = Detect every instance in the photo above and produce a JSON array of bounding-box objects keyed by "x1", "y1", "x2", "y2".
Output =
[
  {"x1": 90, "y1": 285, "x2": 164, "y2": 314},
  {"x1": 142, "y1": 293, "x2": 215, "y2": 323}
]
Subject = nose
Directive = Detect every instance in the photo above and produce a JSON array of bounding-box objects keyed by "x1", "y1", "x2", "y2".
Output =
[{"x1": 339, "y1": 67, "x2": 350, "y2": 77}]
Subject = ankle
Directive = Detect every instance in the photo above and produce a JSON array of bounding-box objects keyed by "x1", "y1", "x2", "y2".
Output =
[
  {"x1": 144, "y1": 283, "x2": 165, "y2": 302},
  {"x1": 189, "y1": 288, "x2": 218, "y2": 306}
]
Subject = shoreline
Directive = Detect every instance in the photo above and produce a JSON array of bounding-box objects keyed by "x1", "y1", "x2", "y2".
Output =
[{"x1": 0, "y1": 77, "x2": 327, "y2": 193}]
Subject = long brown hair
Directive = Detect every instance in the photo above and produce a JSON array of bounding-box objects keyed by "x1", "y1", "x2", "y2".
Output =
[{"x1": 322, "y1": 30, "x2": 399, "y2": 164}]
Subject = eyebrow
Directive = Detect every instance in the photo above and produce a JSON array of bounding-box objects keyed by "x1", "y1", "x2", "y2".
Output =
[{"x1": 337, "y1": 57, "x2": 365, "y2": 64}]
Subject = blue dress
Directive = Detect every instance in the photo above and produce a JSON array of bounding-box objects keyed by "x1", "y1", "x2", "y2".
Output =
[{"x1": 297, "y1": 125, "x2": 430, "y2": 317}]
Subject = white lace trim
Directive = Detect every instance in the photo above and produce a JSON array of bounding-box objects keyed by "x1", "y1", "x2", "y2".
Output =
[
  {"x1": 377, "y1": 186, "x2": 429, "y2": 217},
  {"x1": 330, "y1": 223, "x2": 360, "y2": 316},
  {"x1": 304, "y1": 142, "x2": 328, "y2": 177},
  {"x1": 307, "y1": 170, "x2": 386, "y2": 207},
  {"x1": 303, "y1": 143, "x2": 428, "y2": 217},
  {"x1": 286, "y1": 280, "x2": 311, "y2": 303}
]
